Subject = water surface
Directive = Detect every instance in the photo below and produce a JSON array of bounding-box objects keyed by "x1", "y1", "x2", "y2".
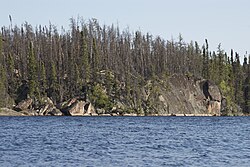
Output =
[{"x1": 0, "y1": 116, "x2": 249, "y2": 166}]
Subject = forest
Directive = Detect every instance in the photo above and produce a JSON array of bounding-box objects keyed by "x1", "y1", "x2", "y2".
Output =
[{"x1": 0, "y1": 18, "x2": 249, "y2": 115}]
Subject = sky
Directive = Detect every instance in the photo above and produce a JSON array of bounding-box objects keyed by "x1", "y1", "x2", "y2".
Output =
[{"x1": 1, "y1": 0, "x2": 250, "y2": 59}]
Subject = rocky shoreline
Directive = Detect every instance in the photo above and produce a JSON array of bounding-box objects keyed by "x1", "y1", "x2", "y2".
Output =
[
  {"x1": 0, "y1": 74, "x2": 243, "y2": 117},
  {"x1": 0, "y1": 108, "x2": 219, "y2": 117}
]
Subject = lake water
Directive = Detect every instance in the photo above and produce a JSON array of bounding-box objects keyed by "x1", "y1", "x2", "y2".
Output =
[{"x1": 0, "y1": 116, "x2": 249, "y2": 167}]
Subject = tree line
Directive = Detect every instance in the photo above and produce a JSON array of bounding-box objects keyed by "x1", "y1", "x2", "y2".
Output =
[{"x1": 0, "y1": 18, "x2": 249, "y2": 114}]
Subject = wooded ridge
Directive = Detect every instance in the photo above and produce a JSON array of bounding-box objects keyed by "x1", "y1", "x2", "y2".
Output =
[{"x1": 0, "y1": 18, "x2": 249, "y2": 116}]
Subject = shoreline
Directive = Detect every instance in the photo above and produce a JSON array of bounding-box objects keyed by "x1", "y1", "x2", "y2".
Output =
[
  {"x1": 1, "y1": 108, "x2": 247, "y2": 117},
  {"x1": 0, "y1": 113, "x2": 244, "y2": 117}
]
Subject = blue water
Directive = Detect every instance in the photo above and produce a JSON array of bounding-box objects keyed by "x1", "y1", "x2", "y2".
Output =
[{"x1": 0, "y1": 116, "x2": 249, "y2": 167}]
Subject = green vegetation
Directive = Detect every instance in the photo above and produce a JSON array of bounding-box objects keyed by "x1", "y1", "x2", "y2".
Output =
[
  {"x1": 0, "y1": 18, "x2": 249, "y2": 115},
  {"x1": 89, "y1": 83, "x2": 113, "y2": 112},
  {"x1": 27, "y1": 42, "x2": 38, "y2": 98},
  {"x1": 0, "y1": 34, "x2": 6, "y2": 107},
  {"x1": 0, "y1": 66, "x2": 6, "y2": 107}
]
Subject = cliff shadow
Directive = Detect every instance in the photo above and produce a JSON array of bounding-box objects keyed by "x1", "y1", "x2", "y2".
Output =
[{"x1": 201, "y1": 80, "x2": 212, "y2": 100}]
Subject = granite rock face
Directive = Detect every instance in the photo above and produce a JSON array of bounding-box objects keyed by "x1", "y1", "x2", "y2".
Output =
[
  {"x1": 152, "y1": 74, "x2": 222, "y2": 116},
  {"x1": 61, "y1": 100, "x2": 85, "y2": 116},
  {"x1": 59, "y1": 98, "x2": 98, "y2": 116}
]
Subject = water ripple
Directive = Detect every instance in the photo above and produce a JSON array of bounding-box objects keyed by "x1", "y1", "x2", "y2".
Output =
[{"x1": 0, "y1": 116, "x2": 250, "y2": 166}]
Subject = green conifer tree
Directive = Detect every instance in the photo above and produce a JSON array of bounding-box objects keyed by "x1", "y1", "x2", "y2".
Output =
[
  {"x1": 28, "y1": 41, "x2": 38, "y2": 98},
  {"x1": 74, "y1": 63, "x2": 81, "y2": 95},
  {"x1": 0, "y1": 34, "x2": 6, "y2": 107},
  {"x1": 92, "y1": 37, "x2": 99, "y2": 74},
  {"x1": 50, "y1": 63, "x2": 57, "y2": 91},
  {"x1": 201, "y1": 39, "x2": 210, "y2": 79},
  {"x1": 40, "y1": 62, "x2": 47, "y2": 96},
  {"x1": 7, "y1": 53, "x2": 16, "y2": 96},
  {"x1": 0, "y1": 65, "x2": 7, "y2": 107},
  {"x1": 47, "y1": 62, "x2": 59, "y2": 102},
  {"x1": 243, "y1": 56, "x2": 250, "y2": 114},
  {"x1": 217, "y1": 44, "x2": 225, "y2": 83},
  {"x1": 234, "y1": 53, "x2": 244, "y2": 106},
  {"x1": 81, "y1": 30, "x2": 90, "y2": 83}
]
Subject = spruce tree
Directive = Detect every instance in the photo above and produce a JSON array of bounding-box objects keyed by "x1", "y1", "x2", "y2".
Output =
[
  {"x1": 92, "y1": 37, "x2": 99, "y2": 75},
  {"x1": 234, "y1": 53, "x2": 244, "y2": 106},
  {"x1": 242, "y1": 56, "x2": 250, "y2": 113},
  {"x1": 7, "y1": 53, "x2": 16, "y2": 96},
  {"x1": 28, "y1": 41, "x2": 38, "y2": 98},
  {"x1": 201, "y1": 39, "x2": 210, "y2": 79},
  {"x1": 50, "y1": 63, "x2": 57, "y2": 92},
  {"x1": 202, "y1": 46, "x2": 209, "y2": 79},
  {"x1": 81, "y1": 30, "x2": 90, "y2": 83},
  {"x1": 74, "y1": 63, "x2": 81, "y2": 96},
  {"x1": 40, "y1": 62, "x2": 47, "y2": 96},
  {"x1": 0, "y1": 34, "x2": 6, "y2": 107},
  {"x1": 48, "y1": 62, "x2": 58, "y2": 102},
  {"x1": 0, "y1": 66, "x2": 6, "y2": 107},
  {"x1": 217, "y1": 43, "x2": 225, "y2": 83}
]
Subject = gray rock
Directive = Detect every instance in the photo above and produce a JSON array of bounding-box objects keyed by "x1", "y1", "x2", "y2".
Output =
[
  {"x1": 20, "y1": 109, "x2": 38, "y2": 116},
  {"x1": 38, "y1": 104, "x2": 51, "y2": 115},
  {"x1": 38, "y1": 97, "x2": 55, "y2": 116},
  {"x1": 0, "y1": 108, "x2": 25, "y2": 116},
  {"x1": 14, "y1": 98, "x2": 33, "y2": 111},
  {"x1": 96, "y1": 108, "x2": 105, "y2": 115},
  {"x1": 47, "y1": 108, "x2": 63, "y2": 116},
  {"x1": 61, "y1": 100, "x2": 85, "y2": 116},
  {"x1": 147, "y1": 74, "x2": 222, "y2": 116},
  {"x1": 58, "y1": 97, "x2": 79, "y2": 109},
  {"x1": 207, "y1": 81, "x2": 222, "y2": 101},
  {"x1": 84, "y1": 103, "x2": 97, "y2": 116}
]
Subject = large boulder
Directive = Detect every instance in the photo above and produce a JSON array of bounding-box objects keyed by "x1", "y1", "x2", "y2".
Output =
[
  {"x1": 38, "y1": 105, "x2": 63, "y2": 116},
  {"x1": 57, "y1": 97, "x2": 84, "y2": 109},
  {"x1": 61, "y1": 100, "x2": 85, "y2": 116},
  {"x1": 38, "y1": 97, "x2": 60, "y2": 116},
  {"x1": 84, "y1": 103, "x2": 97, "y2": 116},
  {"x1": 38, "y1": 104, "x2": 50, "y2": 115},
  {"x1": 14, "y1": 98, "x2": 33, "y2": 111}
]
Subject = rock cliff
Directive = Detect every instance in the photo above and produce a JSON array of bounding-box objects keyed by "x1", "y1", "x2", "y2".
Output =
[{"x1": 150, "y1": 74, "x2": 222, "y2": 116}]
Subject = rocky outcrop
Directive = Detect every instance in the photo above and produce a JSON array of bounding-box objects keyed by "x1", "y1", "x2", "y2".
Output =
[
  {"x1": 84, "y1": 103, "x2": 97, "y2": 116},
  {"x1": 14, "y1": 98, "x2": 33, "y2": 111},
  {"x1": 0, "y1": 108, "x2": 25, "y2": 116},
  {"x1": 38, "y1": 97, "x2": 56, "y2": 115},
  {"x1": 60, "y1": 98, "x2": 98, "y2": 116},
  {"x1": 201, "y1": 80, "x2": 221, "y2": 115},
  {"x1": 20, "y1": 109, "x2": 38, "y2": 116},
  {"x1": 38, "y1": 105, "x2": 63, "y2": 116},
  {"x1": 61, "y1": 100, "x2": 85, "y2": 116},
  {"x1": 2, "y1": 74, "x2": 223, "y2": 116},
  {"x1": 57, "y1": 97, "x2": 80, "y2": 109},
  {"x1": 11, "y1": 97, "x2": 63, "y2": 116},
  {"x1": 146, "y1": 74, "x2": 222, "y2": 116},
  {"x1": 206, "y1": 81, "x2": 221, "y2": 101},
  {"x1": 47, "y1": 108, "x2": 63, "y2": 116}
]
